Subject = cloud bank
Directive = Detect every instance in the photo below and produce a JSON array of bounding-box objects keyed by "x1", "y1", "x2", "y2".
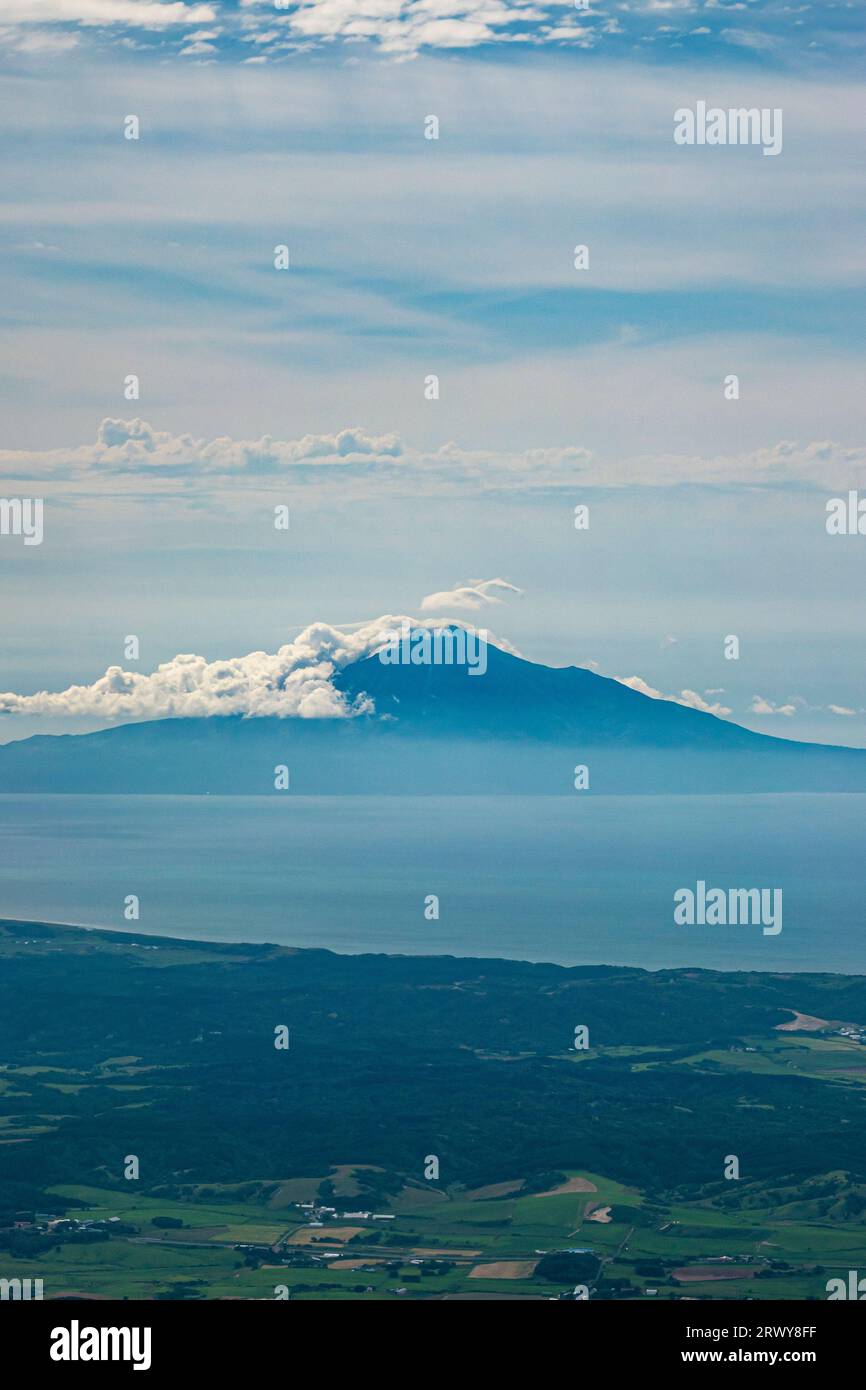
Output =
[
  {"x1": 0, "y1": 614, "x2": 510, "y2": 722},
  {"x1": 2, "y1": 418, "x2": 864, "y2": 494}
]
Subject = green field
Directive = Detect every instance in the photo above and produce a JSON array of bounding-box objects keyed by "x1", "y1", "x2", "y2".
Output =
[
  {"x1": 3, "y1": 919, "x2": 866, "y2": 1300},
  {"x1": 4, "y1": 1163, "x2": 864, "y2": 1301}
]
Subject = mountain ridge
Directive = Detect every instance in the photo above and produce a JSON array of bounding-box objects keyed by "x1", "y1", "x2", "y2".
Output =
[{"x1": 1, "y1": 642, "x2": 864, "y2": 794}]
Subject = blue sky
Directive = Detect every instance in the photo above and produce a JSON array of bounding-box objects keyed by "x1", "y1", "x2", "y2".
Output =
[
  {"x1": 0, "y1": 1, "x2": 863, "y2": 69},
  {"x1": 0, "y1": 2, "x2": 864, "y2": 744}
]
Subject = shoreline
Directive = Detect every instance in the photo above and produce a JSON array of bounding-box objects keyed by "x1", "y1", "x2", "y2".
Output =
[{"x1": 2, "y1": 916, "x2": 864, "y2": 980}]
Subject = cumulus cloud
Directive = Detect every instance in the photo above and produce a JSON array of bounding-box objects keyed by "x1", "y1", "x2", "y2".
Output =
[
  {"x1": 829, "y1": 704, "x2": 857, "y2": 717},
  {"x1": 419, "y1": 578, "x2": 523, "y2": 612},
  {"x1": 749, "y1": 695, "x2": 797, "y2": 717},
  {"x1": 0, "y1": 0, "x2": 560, "y2": 56},
  {"x1": 0, "y1": 0, "x2": 842, "y2": 60},
  {"x1": 617, "y1": 675, "x2": 732, "y2": 718},
  {"x1": 0, "y1": 615, "x2": 508, "y2": 722},
  {"x1": 31, "y1": 417, "x2": 403, "y2": 475},
  {"x1": 256, "y1": 0, "x2": 551, "y2": 55},
  {"x1": 676, "y1": 688, "x2": 733, "y2": 718},
  {"x1": 617, "y1": 675, "x2": 665, "y2": 701},
  {"x1": 3, "y1": 418, "x2": 865, "y2": 497}
]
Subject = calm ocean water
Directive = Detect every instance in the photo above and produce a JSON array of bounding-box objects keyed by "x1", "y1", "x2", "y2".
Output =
[{"x1": 0, "y1": 793, "x2": 862, "y2": 973}]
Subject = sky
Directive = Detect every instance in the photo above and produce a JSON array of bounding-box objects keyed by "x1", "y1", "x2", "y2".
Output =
[{"x1": 0, "y1": 1, "x2": 864, "y2": 745}]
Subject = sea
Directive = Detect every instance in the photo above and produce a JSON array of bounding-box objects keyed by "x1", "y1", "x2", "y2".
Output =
[{"x1": 1, "y1": 792, "x2": 862, "y2": 974}]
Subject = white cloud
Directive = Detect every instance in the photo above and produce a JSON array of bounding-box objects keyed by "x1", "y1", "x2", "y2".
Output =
[
  {"x1": 829, "y1": 704, "x2": 857, "y2": 717},
  {"x1": 419, "y1": 578, "x2": 523, "y2": 611},
  {"x1": 3, "y1": 418, "x2": 865, "y2": 496},
  {"x1": 0, "y1": 1, "x2": 215, "y2": 25},
  {"x1": 721, "y1": 26, "x2": 777, "y2": 53},
  {"x1": 617, "y1": 675, "x2": 731, "y2": 717},
  {"x1": 544, "y1": 24, "x2": 593, "y2": 44},
  {"x1": 0, "y1": 615, "x2": 509, "y2": 722},
  {"x1": 676, "y1": 688, "x2": 732, "y2": 718},
  {"x1": 749, "y1": 695, "x2": 797, "y2": 717},
  {"x1": 261, "y1": 0, "x2": 549, "y2": 54},
  {"x1": 5, "y1": 29, "x2": 80, "y2": 51},
  {"x1": 0, "y1": 418, "x2": 404, "y2": 479},
  {"x1": 618, "y1": 675, "x2": 665, "y2": 701},
  {"x1": 0, "y1": 2, "x2": 854, "y2": 65}
]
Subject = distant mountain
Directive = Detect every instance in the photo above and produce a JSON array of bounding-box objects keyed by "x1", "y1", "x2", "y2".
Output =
[{"x1": 2, "y1": 641, "x2": 865, "y2": 793}]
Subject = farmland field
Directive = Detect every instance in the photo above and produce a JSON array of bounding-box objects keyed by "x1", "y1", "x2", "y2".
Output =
[{"x1": 2, "y1": 920, "x2": 866, "y2": 1300}]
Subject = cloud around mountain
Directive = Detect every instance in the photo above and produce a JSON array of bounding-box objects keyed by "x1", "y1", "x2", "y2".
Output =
[
  {"x1": 420, "y1": 579, "x2": 523, "y2": 611},
  {"x1": 0, "y1": 615, "x2": 511, "y2": 722},
  {"x1": 0, "y1": 609, "x2": 858, "y2": 731},
  {"x1": 616, "y1": 676, "x2": 732, "y2": 719}
]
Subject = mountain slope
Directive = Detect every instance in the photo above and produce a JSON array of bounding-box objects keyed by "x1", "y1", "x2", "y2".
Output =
[
  {"x1": 336, "y1": 643, "x2": 765, "y2": 748},
  {"x1": 1, "y1": 643, "x2": 864, "y2": 793}
]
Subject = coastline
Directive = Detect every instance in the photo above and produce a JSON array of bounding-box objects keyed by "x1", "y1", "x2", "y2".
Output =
[{"x1": 2, "y1": 916, "x2": 864, "y2": 980}]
